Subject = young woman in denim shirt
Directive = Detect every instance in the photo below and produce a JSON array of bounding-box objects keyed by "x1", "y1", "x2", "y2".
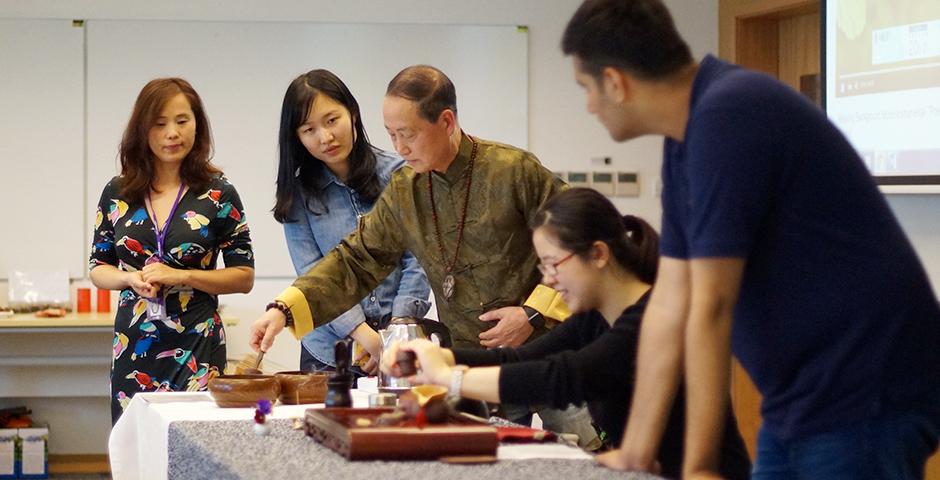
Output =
[{"x1": 273, "y1": 69, "x2": 430, "y2": 374}]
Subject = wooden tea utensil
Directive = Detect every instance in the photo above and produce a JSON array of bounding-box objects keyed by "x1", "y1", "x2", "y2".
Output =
[{"x1": 244, "y1": 350, "x2": 264, "y2": 374}]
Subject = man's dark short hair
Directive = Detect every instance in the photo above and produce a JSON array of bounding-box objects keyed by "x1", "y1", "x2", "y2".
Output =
[
  {"x1": 562, "y1": 0, "x2": 693, "y2": 80},
  {"x1": 386, "y1": 65, "x2": 458, "y2": 123}
]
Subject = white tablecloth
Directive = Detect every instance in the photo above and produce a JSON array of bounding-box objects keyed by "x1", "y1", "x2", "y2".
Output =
[
  {"x1": 109, "y1": 389, "x2": 373, "y2": 480},
  {"x1": 109, "y1": 380, "x2": 591, "y2": 480}
]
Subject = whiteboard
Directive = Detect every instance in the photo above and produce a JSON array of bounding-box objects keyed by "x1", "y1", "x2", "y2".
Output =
[
  {"x1": 86, "y1": 20, "x2": 528, "y2": 278},
  {"x1": 0, "y1": 19, "x2": 85, "y2": 279}
]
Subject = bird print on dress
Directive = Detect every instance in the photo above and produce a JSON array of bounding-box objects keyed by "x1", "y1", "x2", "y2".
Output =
[
  {"x1": 125, "y1": 370, "x2": 155, "y2": 390},
  {"x1": 217, "y1": 202, "x2": 242, "y2": 222},
  {"x1": 157, "y1": 314, "x2": 186, "y2": 333},
  {"x1": 128, "y1": 298, "x2": 147, "y2": 328},
  {"x1": 170, "y1": 243, "x2": 207, "y2": 264},
  {"x1": 198, "y1": 189, "x2": 222, "y2": 206},
  {"x1": 130, "y1": 321, "x2": 160, "y2": 361},
  {"x1": 124, "y1": 207, "x2": 149, "y2": 227},
  {"x1": 191, "y1": 313, "x2": 221, "y2": 338},
  {"x1": 182, "y1": 211, "x2": 210, "y2": 237},
  {"x1": 156, "y1": 348, "x2": 198, "y2": 373},
  {"x1": 166, "y1": 285, "x2": 194, "y2": 312},
  {"x1": 107, "y1": 199, "x2": 129, "y2": 225},
  {"x1": 113, "y1": 332, "x2": 130, "y2": 363},
  {"x1": 115, "y1": 391, "x2": 131, "y2": 411},
  {"x1": 200, "y1": 251, "x2": 214, "y2": 269},
  {"x1": 116, "y1": 235, "x2": 151, "y2": 257},
  {"x1": 186, "y1": 364, "x2": 220, "y2": 391}
]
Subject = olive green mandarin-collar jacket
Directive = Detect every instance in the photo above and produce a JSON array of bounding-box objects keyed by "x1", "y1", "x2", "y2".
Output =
[{"x1": 276, "y1": 133, "x2": 567, "y2": 348}]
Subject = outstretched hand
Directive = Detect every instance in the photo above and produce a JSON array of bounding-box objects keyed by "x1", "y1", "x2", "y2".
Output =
[
  {"x1": 248, "y1": 307, "x2": 287, "y2": 353},
  {"x1": 350, "y1": 323, "x2": 383, "y2": 375}
]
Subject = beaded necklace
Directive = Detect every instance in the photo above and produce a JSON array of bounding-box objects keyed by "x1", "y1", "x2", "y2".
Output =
[{"x1": 428, "y1": 135, "x2": 478, "y2": 301}]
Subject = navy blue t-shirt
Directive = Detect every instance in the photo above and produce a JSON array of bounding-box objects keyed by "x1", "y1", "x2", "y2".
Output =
[{"x1": 660, "y1": 55, "x2": 940, "y2": 440}]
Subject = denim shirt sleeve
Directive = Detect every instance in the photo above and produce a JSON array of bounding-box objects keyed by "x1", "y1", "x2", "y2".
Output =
[
  {"x1": 284, "y1": 195, "x2": 366, "y2": 336},
  {"x1": 322, "y1": 303, "x2": 367, "y2": 338},
  {"x1": 283, "y1": 200, "x2": 323, "y2": 275},
  {"x1": 392, "y1": 249, "x2": 431, "y2": 318}
]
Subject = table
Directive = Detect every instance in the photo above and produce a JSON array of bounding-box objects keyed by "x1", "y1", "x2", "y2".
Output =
[
  {"x1": 0, "y1": 313, "x2": 117, "y2": 458},
  {"x1": 110, "y1": 391, "x2": 659, "y2": 480},
  {"x1": 0, "y1": 312, "x2": 117, "y2": 331}
]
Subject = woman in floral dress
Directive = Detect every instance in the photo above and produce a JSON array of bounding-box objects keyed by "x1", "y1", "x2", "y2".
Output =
[{"x1": 89, "y1": 78, "x2": 255, "y2": 423}]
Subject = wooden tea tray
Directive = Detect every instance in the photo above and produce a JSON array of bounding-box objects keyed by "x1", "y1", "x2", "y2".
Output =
[{"x1": 304, "y1": 408, "x2": 498, "y2": 460}]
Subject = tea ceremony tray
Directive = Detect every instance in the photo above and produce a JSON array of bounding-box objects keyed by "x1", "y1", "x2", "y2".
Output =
[{"x1": 304, "y1": 407, "x2": 498, "y2": 460}]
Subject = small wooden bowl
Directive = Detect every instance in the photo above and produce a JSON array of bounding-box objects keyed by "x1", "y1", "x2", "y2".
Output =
[
  {"x1": 275, "y1": 371, "x2": 329, "y2": 405},
  {"x1": 208, "y1": 374, "x2": 280, "y2": 408}
]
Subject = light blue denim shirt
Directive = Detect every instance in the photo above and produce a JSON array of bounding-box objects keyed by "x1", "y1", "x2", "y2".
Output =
[{"x1": 284, "y1": 149, "x2": 431, "y2": 366}]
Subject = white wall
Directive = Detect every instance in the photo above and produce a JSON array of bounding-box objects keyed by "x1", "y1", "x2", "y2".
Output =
[
  {"x1": 0, "y1": 0, "x2": 719, "y2": 372},
  {"x1": 886, "y1": 196, "x2": 940, "y2": 287}
]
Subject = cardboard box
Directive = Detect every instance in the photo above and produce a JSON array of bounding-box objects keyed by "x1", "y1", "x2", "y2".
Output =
[
  {"x1": 15, "y1": 427, "x2": 48, "y2": 479},
  {"x1": 0, "y1": 429, "x2": 15, "y2": 480}
]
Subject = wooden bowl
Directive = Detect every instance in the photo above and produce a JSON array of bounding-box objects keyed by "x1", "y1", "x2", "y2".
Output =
[
  {"x1": 275, "y1": 371, "x2": 329, "y2": 405},
  {"x1": 208, "y1": 374, "x2": 280, "y2": 408}
]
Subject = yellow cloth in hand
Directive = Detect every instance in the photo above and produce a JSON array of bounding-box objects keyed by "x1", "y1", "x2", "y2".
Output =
[{"x1": 523, "y1": 284, "x2": 571, "y2": 322}]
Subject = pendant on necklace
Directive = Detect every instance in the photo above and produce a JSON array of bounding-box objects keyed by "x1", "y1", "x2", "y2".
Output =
[{"x1": 442, "y1": 274, "x2": 456, "y2": 301}]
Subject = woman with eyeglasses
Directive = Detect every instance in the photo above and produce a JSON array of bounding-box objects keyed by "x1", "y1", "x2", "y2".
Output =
[{"x1": 381, "y1": 188, "x2": 751, "y2": 479}]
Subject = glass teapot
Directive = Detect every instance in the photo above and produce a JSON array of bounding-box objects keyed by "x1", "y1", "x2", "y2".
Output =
[{"x1": 378, "y1": 317, "x2": 452, "y2": 394}]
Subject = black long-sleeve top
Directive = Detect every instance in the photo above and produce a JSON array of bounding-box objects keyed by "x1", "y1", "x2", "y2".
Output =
[{"x1": 452, "y1": 291, "x2": 751, "y2": 480}]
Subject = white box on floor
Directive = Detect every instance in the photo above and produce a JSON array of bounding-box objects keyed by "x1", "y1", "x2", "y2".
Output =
[
  {"x1": 16, "y1": 426, "x2": 48, "y2": 479},
  {"x1": 0, "y1": 429, "x2": 15, "y2": 480}
]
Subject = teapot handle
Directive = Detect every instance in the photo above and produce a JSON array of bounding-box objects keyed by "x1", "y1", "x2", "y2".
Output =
[{"x1": 417, "y1": 318, "x2": 452, "y2": 348}]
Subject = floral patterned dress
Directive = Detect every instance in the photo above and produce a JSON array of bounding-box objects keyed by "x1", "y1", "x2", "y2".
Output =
[{"x1": 89, "y1": 175, "x2": 254, "y2": 423}]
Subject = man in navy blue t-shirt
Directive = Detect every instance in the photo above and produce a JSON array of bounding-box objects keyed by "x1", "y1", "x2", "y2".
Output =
[{"x1": 562, "y1": 0, "x2": 940, "y2": 478}]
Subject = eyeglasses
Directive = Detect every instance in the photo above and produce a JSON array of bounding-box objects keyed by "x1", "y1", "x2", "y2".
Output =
[{"x1": 536, "y1": 251, "x2": 577, "y2": 276}]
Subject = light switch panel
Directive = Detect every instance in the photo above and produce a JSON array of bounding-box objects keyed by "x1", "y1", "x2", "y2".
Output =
[
  {"x1": 615, "y1": 172, "x2": 640, "y2": 197},
  {"x1": 592, "y1": 171, "x2": 615, "y2": 195},
  {"x1": 567, "y1": 171, "x2": 590, "y2": 189}
]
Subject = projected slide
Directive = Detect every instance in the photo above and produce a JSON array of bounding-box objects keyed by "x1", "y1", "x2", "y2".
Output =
[{"x1": 826, "y1": 0, "x2": 940, "y2": 180}]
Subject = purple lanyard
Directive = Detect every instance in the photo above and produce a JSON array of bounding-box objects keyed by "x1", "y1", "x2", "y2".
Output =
[{"x1": 146, "y1": 183, "x2": 186, "y2": 259}]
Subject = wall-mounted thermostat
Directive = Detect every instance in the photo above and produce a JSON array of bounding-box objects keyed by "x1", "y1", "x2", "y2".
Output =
[
  {"x1": 592, "y1": 172, "x2": 615, "y2": 195},
  {"x1": 615, "y1": 172, "x2": 640, "y2": 197},
  {"x1": 567, "y1": 171, "x2": 590, "y2": 189}
]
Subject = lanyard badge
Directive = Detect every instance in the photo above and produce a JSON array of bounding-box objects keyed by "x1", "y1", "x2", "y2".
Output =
[{"x1": 143, "y1": 184, "x2": 186, "y2": 323}]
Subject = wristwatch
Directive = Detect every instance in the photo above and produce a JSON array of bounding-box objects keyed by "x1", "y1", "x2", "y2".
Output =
[
  {"x1": 522, "y1": 305, "x2": 545, "y2": 330},
  {"x1": 265, "y1": 301, "x2": 294, "y2": 328},
  {"x1": 448, "y1": 365, "x2": 469, "y2": 400}
]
